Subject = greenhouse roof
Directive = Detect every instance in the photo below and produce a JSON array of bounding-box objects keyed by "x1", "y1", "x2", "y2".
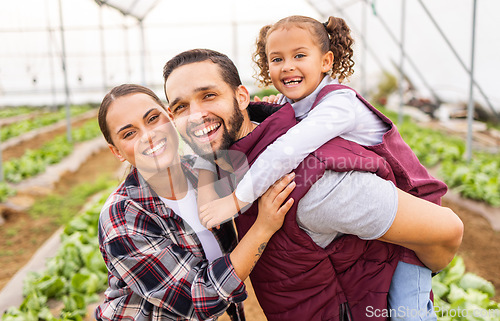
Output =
[{"x1": 94, "y1": 0, "x2": 160, "y2": 20}]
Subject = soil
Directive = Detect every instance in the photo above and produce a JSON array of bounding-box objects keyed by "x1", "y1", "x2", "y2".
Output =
[
  {"x1": 444, "y1": 197, "x2": 500, "y2": 301},
  {"x1": 0, "y1": 121, "x2": 499, "y2": 320}
]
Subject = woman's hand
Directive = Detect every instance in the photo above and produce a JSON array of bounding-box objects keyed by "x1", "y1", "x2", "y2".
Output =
[{"x1": 255, "y1": 172, "x2": 295, "y2": 235}]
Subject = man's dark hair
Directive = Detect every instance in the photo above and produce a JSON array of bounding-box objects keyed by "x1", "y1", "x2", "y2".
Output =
[{"x1": 163, "y1": 49, "x2": 242, "y2": 101}]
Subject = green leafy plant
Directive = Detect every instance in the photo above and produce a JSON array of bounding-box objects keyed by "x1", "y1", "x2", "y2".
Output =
[
  {"x1": 0, "y1": 181, "x2": 15, "y2": 202},
  {"x1": 2, "y1": 189, "x2": 113, "y2": 321},
  {"x1": 433, "y1": 257, "x2": 499, "y2": 320},
  {"x1": 440, "y1": 155, "x2": 500, "y2": 206}
]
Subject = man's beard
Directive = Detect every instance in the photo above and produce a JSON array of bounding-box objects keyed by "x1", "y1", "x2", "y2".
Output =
[{"x1": 186, "y1": 98, "x2": 244, "y2": 163}]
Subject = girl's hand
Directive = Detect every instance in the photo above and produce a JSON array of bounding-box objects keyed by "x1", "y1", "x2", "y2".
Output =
[
  {"x1": 255, "y1": 172, "x2": 295, "y2": 235},
  {"x1": 253, "y1": 94, "x2": 282, "y2": 104},
  {"x1": 199, "y1": 193, "x2": 248, "y2": 229}
]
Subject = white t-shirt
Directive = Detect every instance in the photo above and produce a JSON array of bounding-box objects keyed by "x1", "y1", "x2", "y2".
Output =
[{"x1": 160, "y1": 181, "x2": 223, "y2": 262}]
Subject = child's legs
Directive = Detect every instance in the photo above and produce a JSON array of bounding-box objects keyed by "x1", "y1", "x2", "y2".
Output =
[{"x1": 388, "y1": 261, "x2": 437, "y2": 321}]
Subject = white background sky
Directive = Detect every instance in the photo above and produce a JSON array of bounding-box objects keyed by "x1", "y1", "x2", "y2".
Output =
[{"x1": 0, "y1": 0, "x2": 499, "y2": 113}]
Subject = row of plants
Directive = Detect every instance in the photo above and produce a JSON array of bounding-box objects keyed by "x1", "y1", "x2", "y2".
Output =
[
  {"x1": 433, "y1": 257, "x2": 499, "y2": 320},
  {"x1": 0, "y1": 119, "x2": 102, "y2": 202},
  {"x1": 2, "y1": 185, "x2": 114, "y2": 321},
  {"x1": 380, "y1": 107, "x2": 500, "y2": 206},
  {"x1": 1, "y1": 105, "x2": 93, "y2": 142},
  {"x1": 0, "y1": 106, "x2": 36, "y2": 119}
]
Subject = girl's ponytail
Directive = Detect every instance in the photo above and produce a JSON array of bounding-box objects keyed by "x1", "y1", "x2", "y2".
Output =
[
  {"x1": 324, "y1": 16, "x2": 355, "y2": 83},
  {"x1": 252, "y1": 24, "x2": 273, "y2": 87}
]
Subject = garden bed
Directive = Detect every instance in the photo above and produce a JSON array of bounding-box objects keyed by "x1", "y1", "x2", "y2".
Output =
[{"x1": 0, "y1": 146, "x2": 123, "y2": 293}]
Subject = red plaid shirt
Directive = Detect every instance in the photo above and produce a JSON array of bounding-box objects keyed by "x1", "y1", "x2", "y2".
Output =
[{"x1": 95, "y1": 156, "x2": 246, "y2": 320}]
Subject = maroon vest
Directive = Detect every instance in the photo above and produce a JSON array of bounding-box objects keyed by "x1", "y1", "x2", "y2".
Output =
[
  {"x1": 313, "y1": 84, "x2": 447, "y2": 205},
  {"x1": 222, "y1": 87, "x2": 446, "y2": 320}
]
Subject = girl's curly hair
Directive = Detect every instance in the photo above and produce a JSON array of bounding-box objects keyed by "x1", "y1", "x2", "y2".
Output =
[{"x1": 252, "y1": 15, "x2": 355, "y2": 87}]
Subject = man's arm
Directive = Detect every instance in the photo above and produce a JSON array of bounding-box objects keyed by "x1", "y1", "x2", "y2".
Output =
[{"x1": 378, "y1": 189, "x2": 463, "y2": 272}]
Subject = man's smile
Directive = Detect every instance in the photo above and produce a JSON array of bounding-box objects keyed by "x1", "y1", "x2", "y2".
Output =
[
  {"x1": 193, "y1": 122, "x2": 221, "y2": 138},
  {"x1": 189, "y1": 120, "x2": 222, "y2": 143}
]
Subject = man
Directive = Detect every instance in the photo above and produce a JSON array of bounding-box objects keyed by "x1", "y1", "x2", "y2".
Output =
[{"x1": 163, "y1": 49, "x2": 463, "y2": 320}]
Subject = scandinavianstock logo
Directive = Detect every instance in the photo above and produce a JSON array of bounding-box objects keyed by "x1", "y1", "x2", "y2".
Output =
[{"x1": 365, "y1": 306, "x2": 500, "y2": 319}]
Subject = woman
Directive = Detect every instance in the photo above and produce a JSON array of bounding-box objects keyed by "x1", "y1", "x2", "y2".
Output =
[{"x1": 95, "y1": 84, "x2": 295, "y2": 320}]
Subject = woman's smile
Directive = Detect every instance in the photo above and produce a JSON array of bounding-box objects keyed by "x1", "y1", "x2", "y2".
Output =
[{"x1": 142, "y1": 138, "x2": 167, "y2": 157}]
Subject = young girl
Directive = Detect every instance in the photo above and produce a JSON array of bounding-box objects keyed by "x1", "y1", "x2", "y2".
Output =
[{"x1": 197, "y1": 15, "x2": 446, "y2": 320}]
